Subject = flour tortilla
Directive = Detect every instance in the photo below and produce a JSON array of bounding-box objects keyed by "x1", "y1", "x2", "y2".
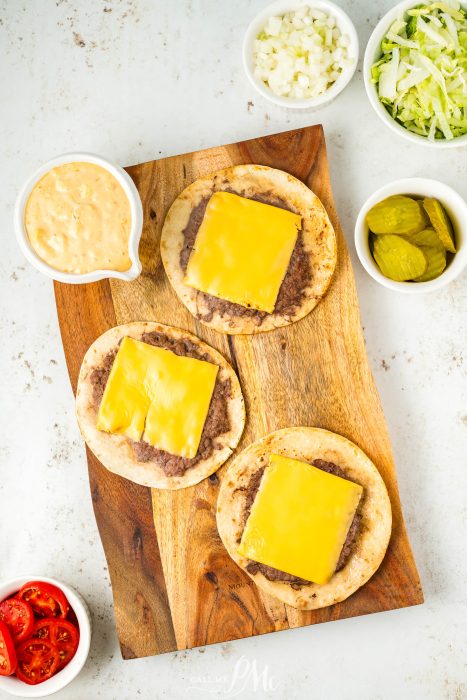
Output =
[
  {"x1": 76, "y1": 322, "x2": 245, "y2": 490},
  {"x1": 160, "y1": 165, "x2": 337, "y2": 335},
  {"x1": 216, "y1": 427, "x2": 392, "y2": 610}
]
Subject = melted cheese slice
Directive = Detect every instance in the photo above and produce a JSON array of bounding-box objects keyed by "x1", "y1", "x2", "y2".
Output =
[
  {"x1": 96, "y1": 336, "x2": 219, "y2": 459},
  {"x1": 238, "y1": 454, "x2": 363, "y2": 585},
  {"x1": 184, "y1": 191, "x2": 302, "y2": 313}
]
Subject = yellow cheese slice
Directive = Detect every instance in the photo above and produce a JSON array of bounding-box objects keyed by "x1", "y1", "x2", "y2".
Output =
[
  {"x1": 96, "y1": 336, "x2": 219, "y2": 459},
  {"x1": 238, "y1": 454, "x2": 363, "y2": 585},
  {"x1": 96, "y1": 337, "x2": 152, "y2": 443},
  {"x1": 184, "y1": 191, "x2": 302, "y2": 313}
]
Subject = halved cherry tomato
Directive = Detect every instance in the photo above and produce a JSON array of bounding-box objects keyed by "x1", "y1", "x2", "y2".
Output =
[
  {"x1": 0, "y1": 620, "x2": 17, "y2": 676},
  {"x1": 19, "y1": 581, "x2": 69, "y2": 619},
  {"x1": 0, "y1": 597, "x2": 34, "y2": 643},
  {"x1": 33, "y1": 618, "x2": 79, "y2": 670},
  {"x1": 15, "y1": 639, "x2": 60, "y2": 685}
]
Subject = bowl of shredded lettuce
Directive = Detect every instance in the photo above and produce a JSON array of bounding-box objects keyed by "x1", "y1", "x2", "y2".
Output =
[{"x1": 364, "y1": 0, "x2": 467, "y2": 146}]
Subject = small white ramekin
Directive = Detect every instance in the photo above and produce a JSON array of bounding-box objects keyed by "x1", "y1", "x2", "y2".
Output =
[
  {"x1": 355, "y1": 178, "x2": 467, "y2": 293},
  {"x1": 243, "y1": 0, "x2": 359, "y2": 109},
  {"x1": 0, "y1": 576, "x2": 91, "y2": 698},
  {"x1": 364, "y1": 0, "x2": 467, "y2": 148},
  {"x1": 14, "y1": 152, "x2": 143, "y2": 284}
]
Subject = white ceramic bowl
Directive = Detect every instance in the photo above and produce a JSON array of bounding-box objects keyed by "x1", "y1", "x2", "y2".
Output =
[
  {"x1": 14, "y1": 152, "x2": 143, "y2": 284},
  {"x1": 0, "y1": 576, "x2": 91, "y2": 697},
  {"x1": 355, "y1": 178, "x2": 467, "y2": 293},
  {"x1": 364, "y1": 0, "x2": 467, "y2": 148},
  {"x1": 243, "y1": 0, "x2": 359, "y2": 109}
]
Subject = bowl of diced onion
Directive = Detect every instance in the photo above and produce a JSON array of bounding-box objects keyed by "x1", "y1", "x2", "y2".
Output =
[
  {"x1": 364, "y1": 0, "x2": 467, "y2": 147},
  {"x1": 243, "y1": 0, "x2": 359, "y2": 108}
]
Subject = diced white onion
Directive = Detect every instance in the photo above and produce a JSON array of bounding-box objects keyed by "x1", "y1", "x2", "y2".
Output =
[{"x1": 253, "y1": 6, "x2": 351, "y2": 99}]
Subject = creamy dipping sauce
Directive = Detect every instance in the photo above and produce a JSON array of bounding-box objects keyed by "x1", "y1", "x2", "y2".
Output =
[{"x1": 24, "y1": 162, "x2": 132, "y2": 274}]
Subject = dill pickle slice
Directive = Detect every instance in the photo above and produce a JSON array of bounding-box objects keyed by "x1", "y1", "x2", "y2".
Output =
[
  {"x1": 373, "y1": 234, "x2": 427, "y2": 281},
  {"x1": 408, "y1": 227, "x2": 444, "y2": 249},
  {"x1": 413, "y1": 246, "x2": 447, "y2": 282},
  {"x1": 422, "y1": 198, "x2": 456, "y2": 253},
  {"x1": 366, "y1": 196, "x2": 428, "y2": 235}
]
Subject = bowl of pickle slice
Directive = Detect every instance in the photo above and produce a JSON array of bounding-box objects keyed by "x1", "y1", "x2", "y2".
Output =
[{"x1": 355, "y1": 178, "x2": 467, "y2": 293}]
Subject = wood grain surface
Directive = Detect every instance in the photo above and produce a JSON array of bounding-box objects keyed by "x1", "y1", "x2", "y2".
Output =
[{"x1": 54, "y1": 125, "x2": 423, "y2": 659}]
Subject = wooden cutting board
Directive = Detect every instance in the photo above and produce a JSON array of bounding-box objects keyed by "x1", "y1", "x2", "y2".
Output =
[{"x1": 54, "y1": 126, "x2": 423, "y2": 659}]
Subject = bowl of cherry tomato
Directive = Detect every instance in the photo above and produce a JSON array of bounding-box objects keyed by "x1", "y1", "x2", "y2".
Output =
[{"x1": 0, "y1": 577, "x2": 91, "y2": 697}]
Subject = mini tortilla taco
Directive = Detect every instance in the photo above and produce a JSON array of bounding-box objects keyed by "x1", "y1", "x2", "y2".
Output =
[
  {"x1": 161, "y1": 165, "x2": 336, "y2": 335},
  {"x1": 76, "y1": 322, "x2": 245, "y2": 490},
  {"x1": 216, "y1": 427, "x2": 392, "y2": 609}
]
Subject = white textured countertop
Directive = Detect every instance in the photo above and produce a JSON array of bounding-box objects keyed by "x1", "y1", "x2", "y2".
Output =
[{"x1": 1, "y1": 1, "x2": 466, "y2": 698}]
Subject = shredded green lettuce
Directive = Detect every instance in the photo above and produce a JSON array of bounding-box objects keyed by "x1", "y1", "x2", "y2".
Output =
[{"x1": 371, "y1": 1, "x2": 467, "y2": 139}]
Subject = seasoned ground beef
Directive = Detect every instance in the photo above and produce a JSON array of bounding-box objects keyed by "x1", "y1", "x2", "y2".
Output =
[
  {"x1": 312, "y1": 459, "x2": 363, "y2": 571},
  {"x1": 89, "y1": 331, "x2": 231, "y2": 477},
  {"x1": 180, "y1": 191, "x2": 310, "y2": 325},
  {"x1": 242, "y1": 458, "x2": 362, "y2": 587},
  {"x1": 245, "y1": 561, "x2": 310, "y2": 587},
  {"x1": 141, "y1": 330, "x2": 212, "y2": 362},
  {"x1": 90, "y1": 349, "x2": 117, "y2": 407},
  {"x1": 132, "y1": 376, "x2": 231, "y2": 477},
  {"x1": 242, "y1": 466, "x2": 265, "y2": 519}
]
